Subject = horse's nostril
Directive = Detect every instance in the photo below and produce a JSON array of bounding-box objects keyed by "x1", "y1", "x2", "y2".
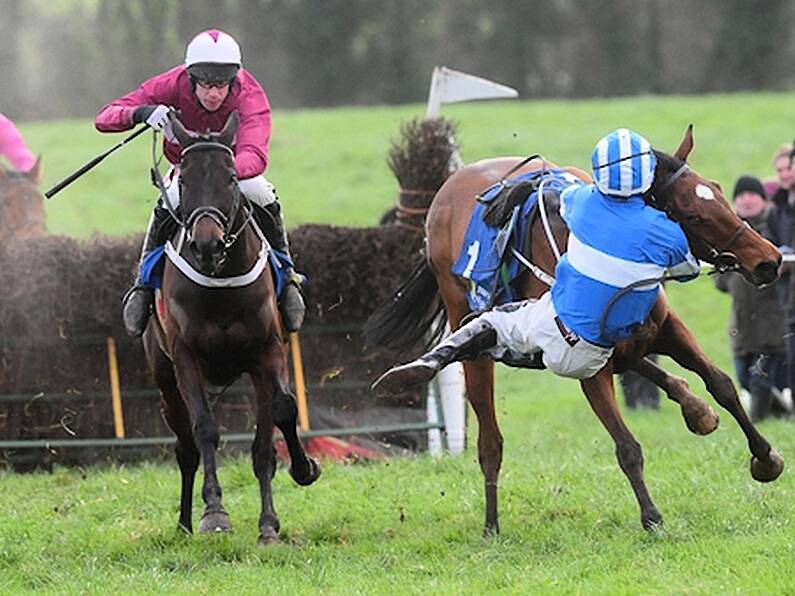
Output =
[{"x1": 754, "y1": 261, "x2": 779, "y2": 284}]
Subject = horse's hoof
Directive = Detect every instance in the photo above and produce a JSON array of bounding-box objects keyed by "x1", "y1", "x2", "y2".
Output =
[
  {"x1": 258, "y1": 528, "x2": 280, "y2": 546},
  {"x1": 679, "y1": 397, "x2": 719, "y2": 436},
  {"x1": 751, "y1": 448, "x2": 785, "y2": 483},
  {"x1": 199, "y1": 510, "x2": 232, "y2": 533},
  {"x1": 641, "y1": 508, "x2": 664, "y2": 531},
  {"x1": 291, "y1": 457, "x2": 321, "y2": 486},
  {"x1": 482, "y1": 523, "x2": 500, "y2": 538},
  {"x1": 371, "y1": 361, "x2": 437, "y2": 396}
]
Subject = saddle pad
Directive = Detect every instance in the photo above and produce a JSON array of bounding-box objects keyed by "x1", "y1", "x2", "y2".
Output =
[
  {"x1": 451, "y1": 169, "x2": 584, "y2": 311},
  {"x1": 140, "y1": 244, "x2": 296, "y2": 298}
]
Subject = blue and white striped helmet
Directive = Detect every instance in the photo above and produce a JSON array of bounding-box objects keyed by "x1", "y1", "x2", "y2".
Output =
[{"x1": 591, "y1": 129, "x2": 657, "y2": 197}]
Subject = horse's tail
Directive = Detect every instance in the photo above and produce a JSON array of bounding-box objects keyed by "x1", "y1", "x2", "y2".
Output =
[{"x1": 364, "y1": 257, "x2": 446, "y2": 352}]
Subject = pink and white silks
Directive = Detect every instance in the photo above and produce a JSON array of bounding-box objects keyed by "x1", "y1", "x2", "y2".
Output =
[{"x1": 0, "y1": 112, "x2": 37, "y2": 172}]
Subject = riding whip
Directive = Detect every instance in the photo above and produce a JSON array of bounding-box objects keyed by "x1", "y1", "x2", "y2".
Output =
[{"x1": 44, "y1": 125, "x2": 149, "y2": 199}]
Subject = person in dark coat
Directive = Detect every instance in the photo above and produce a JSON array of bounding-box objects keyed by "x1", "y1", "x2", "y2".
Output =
[
  {"x1": 765, "y1": 144, "x2": 795, "y2": 391},
  {"x1": 717, "y1": 175, "x2": 789, "y2": 421}
]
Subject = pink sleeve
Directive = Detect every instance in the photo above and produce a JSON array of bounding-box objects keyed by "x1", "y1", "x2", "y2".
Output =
[
  {"x1": 234, "y1": 77, "x2": 271, "y2": 179},
  {"x1": 95, "y1": 68, "x2": 181, "y2": 132},
  {"x1": 0, "y1": 113, "x2": 37, "y2": 172}
]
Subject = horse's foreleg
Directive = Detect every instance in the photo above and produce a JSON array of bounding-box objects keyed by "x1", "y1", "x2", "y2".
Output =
[
  {"x1": 656, "y1": 310, "x2": 783, "y2": 482},
  {"x1": 172, "y1": 340, "x2": 231, "y2": 533},
  {"x1": 249, "y1": 361, "x2": 280, "y2": 544},
  {"x1": 271, "y1": 378, "x2": 320, "y2": 487},
  {"x1": 462, "y1": 356, "x2": 503, "y2": 537},
  {"x1": 581, "y1": 368, "x2": 663, "y2": 530},
  {"x1": 632, "y1": 357, "x2": 719, "y2": 435},
  {"x1": 148, "y1": 333, "x2": 198, "y2": 533},
  {"x1": 160, "y1": 387, "x2": 199, "y2": 533}
]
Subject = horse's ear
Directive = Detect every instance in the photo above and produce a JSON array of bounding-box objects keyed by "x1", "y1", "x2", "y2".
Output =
[
  {"x1": 674, "y1": 124, "x2": 694, "y2": 161},
  {"x1": 218, "y1": 111, "x2": 239, "y2": 147},
  {"x1": 171, "y1": 116, "x2": 193, "y2": 146},
  {"x1": 24, "y1": 157, "x2": 43, "y2": 186}
]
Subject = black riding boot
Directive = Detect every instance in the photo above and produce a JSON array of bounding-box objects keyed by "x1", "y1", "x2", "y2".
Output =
[
  {"x1": 255, "y1": 201, "x2": 306, "y2": 332},
  {"x1": 122, "y1": 207, "x2": 169, "y2": 337},
  {"x1": 372, "y1": 318, "x2": 498, "y2": 394}
]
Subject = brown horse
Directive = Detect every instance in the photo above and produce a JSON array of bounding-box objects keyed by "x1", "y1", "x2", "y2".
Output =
[
  {"x1": 0, "y1": 160, "x2": 46, "y2": 240},
  {"x1": 366, "y1": 127, "x2": 783, "y2": 535},
  {"x1": 142, "y1": 113, "x2": 320, "y2": 544}
]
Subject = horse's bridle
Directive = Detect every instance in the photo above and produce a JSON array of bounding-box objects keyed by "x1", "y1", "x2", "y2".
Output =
[
  {"x1": 646, "y1": 162, "x2": 748, "y2": 274},
  {"x1": 153, "y1": 139, "x2": 253, "y2": 253}
]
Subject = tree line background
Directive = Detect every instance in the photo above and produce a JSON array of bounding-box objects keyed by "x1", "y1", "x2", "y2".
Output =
[{"x1": 1, "y1": 0, "x2": 794, "y2": 121}]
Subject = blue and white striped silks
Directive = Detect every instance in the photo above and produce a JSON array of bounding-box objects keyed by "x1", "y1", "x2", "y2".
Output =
[
  {"x1": 591, "y1": 129, "x2": 656, "y2": 197},
  {"x1": 551, "y1": 184, "x2": 699, "y2": 346}
]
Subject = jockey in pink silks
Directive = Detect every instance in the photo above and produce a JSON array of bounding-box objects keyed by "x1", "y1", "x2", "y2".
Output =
[
  {"x1": 95, "y1": 29, "x2": 305, "y2": 337},
  {"x1": 0, "y1": 112, "x2": 37, "y2": 173}
]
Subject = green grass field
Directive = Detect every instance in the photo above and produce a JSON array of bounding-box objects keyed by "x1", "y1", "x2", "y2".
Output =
[
  {"x1": 2, "y1": 94, "x2": 795, "y2": 593},
  {"x1": 18, "y1": 91, "x2": 795, "y2": 237}
]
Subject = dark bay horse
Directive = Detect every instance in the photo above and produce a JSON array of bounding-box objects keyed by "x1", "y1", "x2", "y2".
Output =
[
  {"x1": 143, "y1": 113, "x2": 320, "y2": 544},
  {"x1": 0, "y1": 160, "x2": 46, "y2": 240},
  {"x1": 366, "y1": 127, "x2": 783, "y2": 535}
]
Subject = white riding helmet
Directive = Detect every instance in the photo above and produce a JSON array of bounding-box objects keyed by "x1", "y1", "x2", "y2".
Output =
[{"x1": 185, "y1": 29, "x2": 241, "y2": 67}]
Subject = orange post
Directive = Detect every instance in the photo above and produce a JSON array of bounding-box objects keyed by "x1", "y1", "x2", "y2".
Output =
[
  {"x1": 106, "y1": 337, "x2": 125, "y2": 438},
  {"x1": 289, "y1": 332, "x2": 310, "y2": 431}
]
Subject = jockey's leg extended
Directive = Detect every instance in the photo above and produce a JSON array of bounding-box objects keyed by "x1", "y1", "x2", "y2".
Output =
[
  {"x1": 372, "y1": 300, "x2": 552, "y2": 395},
  {"x1": 372, "y1": 316, "x2": 499, "y2": 394},
  {"x1": 245, "y1": 182, "x2": 305, "y2": 332},
  {"x1": 122, "y1": 205, "x2": 170, "y2": 336}
]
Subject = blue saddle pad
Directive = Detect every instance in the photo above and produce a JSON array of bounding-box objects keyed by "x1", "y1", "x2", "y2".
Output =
[
  {"x1": 140, "y1": 244, "x2": 297, "y2": 297},
  {"x1": 451, "y1": 168, "x2": 583, "y2": 311}
]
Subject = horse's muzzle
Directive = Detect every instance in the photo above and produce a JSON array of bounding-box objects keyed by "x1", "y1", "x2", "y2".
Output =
[{"x1": 189, "y1": 237, "x2": 226, "y2": 275}]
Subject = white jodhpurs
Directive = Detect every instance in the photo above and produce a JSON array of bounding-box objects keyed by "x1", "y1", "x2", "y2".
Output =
[
  {"x1": 481, "y1": 292, "x2": 614, "y2": 379},
  {"x1": 163, "y1": 168, "x2": 277, "y2": 209}
]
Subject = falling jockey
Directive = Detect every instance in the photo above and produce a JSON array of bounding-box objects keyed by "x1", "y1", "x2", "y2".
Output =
[
  {"x1": 374, "y1": 128, "x2": 702, "y2": 392},
  {"x1": 95, "y1": 28, "x2": 305, "y2": 336}
]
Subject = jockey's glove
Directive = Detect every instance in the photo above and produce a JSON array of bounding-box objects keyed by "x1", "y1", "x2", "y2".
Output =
[{"x1": 133, "y1": 104, "x2": 173, "y2": 132}]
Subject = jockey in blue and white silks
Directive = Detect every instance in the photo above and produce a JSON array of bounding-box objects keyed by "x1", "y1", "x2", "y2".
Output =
[
  {"x1": 375, "y1": 129, "x2": 701, "y2": 385},
  {"x1": 552, "y1": 180, "x2": 700, "y2": 347}
]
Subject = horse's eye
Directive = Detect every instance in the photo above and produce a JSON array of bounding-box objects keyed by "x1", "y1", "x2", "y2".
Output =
[{"x1": 687, "y1": 214, "x2": 704, "y2": 225}]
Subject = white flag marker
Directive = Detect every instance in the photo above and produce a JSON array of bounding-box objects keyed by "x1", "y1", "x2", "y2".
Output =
[{"x1": 426, "y1": 66, "x2": 519, "y2": 117}]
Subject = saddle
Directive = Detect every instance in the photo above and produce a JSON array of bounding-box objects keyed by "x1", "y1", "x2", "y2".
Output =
[{"x1": 451, "y1": 169, "x2": 583, "y2": 312}]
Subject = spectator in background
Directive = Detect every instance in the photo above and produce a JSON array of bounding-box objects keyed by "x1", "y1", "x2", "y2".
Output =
[
  {"x1": 765, "y1": 143, "x2": 795, "y2": 393},
  {"x1": 717, "y1": 175, "x2": 789, "y2": 421},
  {"x1": 619, "y1": 361, "x2": 660, "y2": 410},
  {"x1": 763, "y1": 143, "x2": 795, "y2": 199},
  {"x1": 0, "y1": 112, "x2": 38, "y2": 177}
]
